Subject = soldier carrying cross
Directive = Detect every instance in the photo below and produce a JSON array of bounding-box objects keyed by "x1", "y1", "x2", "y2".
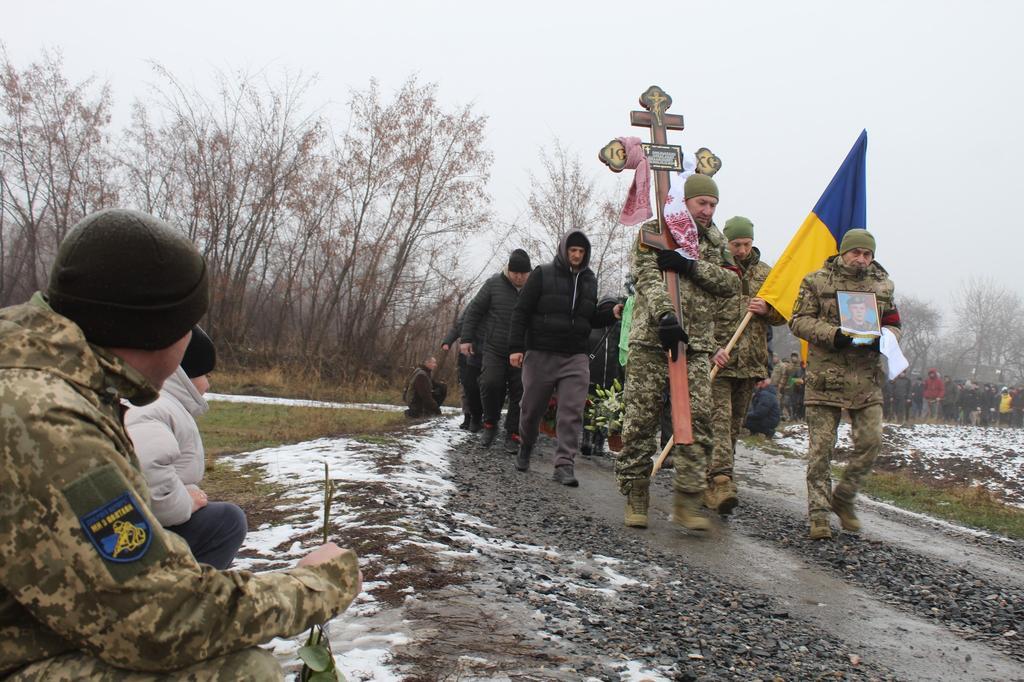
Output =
[{"x1": 604, "y1": 86, "x2": 740, "y2": 530}]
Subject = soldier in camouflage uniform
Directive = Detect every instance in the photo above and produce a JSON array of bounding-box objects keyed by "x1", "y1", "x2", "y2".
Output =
[
  {"x1": 707, "y1": 216, "x2": 786, "y2": 514},
  {"x1": 789, "y1": 229, "x2": 901, "y2": 540},
  {"x1": 0, "y1": 209, "x2": 362, "y2": 680},
  {"x1": 615, "y1": 174, "x2": 740, "y2": 530}
]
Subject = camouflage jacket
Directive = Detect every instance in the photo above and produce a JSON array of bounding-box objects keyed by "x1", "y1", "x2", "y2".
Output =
[
  {"x1": 628, "y1": 221, "x2": 740, "y2": 355},
  {"x1": 0, "y1": 295, "x2": 360, "y2": 676},
  {"x1": 713, "y1": 248, "x2": 787, "y2": 379},
  {"x1": 789, "y1": 257, "x2": 901, "y2": 409}
]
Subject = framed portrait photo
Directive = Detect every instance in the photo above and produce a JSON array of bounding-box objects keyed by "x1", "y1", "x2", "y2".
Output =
[{"x1": 837, "y1": 291, "x2": 881, "y2": 337}]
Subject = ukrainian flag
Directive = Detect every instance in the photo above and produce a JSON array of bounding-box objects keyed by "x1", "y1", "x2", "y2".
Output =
[{"x1": 758, "y1": 130, "x2": 868, "y2": 319}]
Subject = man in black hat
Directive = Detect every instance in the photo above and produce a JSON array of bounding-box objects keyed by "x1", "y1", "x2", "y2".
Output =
[{"x1": 461, "y1": 248, "x2": 533, "y2": 450}]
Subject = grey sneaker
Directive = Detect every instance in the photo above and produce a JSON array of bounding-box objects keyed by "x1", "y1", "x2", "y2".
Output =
[
  {"x1": 552, "y1": 464, "x2": 579, "y2": 487},
  {"x1": 515, "y1": 443, "x2": 532, "y2": 472},
  {"x1": 479, "y1": 425, "x2": 497, "y2": 447}
]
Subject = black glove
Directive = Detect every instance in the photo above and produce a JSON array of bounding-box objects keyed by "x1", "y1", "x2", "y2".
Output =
[
  {"x1": 834, "y1": 329, "x2": 853, "y2": 349},
  {"x1": 656, "y1": 249, "x2": 696, "y2": 277},
  {"x1": 658, "y1": 313, "x2": 689, "y2": 361}
]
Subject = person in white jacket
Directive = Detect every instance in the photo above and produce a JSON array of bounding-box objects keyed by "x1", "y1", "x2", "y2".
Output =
[{"x1": 125, "y1": 326, "x2": 247, "y2": 569}]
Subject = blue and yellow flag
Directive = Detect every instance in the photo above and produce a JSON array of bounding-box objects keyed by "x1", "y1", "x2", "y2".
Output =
[{"x1": 759, "y1": 130, "x2": 868, "y2": 319}]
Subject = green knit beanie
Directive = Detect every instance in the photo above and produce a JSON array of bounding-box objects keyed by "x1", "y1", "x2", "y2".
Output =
[
  {"x1": 684, "y1": 173, "x2": 719, "y2": 200},
  {"x1": 48, "y1": 208, "x2": 209, "y2": 350},
  {"x1": 723, "y1": 216, "x2": 754, "y2": 241},
  {"x1": 839, "y1": 229, "x2": 876, "y2": 254}
]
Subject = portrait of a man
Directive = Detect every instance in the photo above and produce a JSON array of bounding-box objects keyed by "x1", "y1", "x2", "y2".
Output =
[{"x1": 837, "y1": 291, "x2": 880, "y2": 336}]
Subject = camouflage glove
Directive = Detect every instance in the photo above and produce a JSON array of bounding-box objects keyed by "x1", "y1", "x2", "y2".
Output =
[
  {"x1": 656, "y1": 249, "x2": 696, "y2": 277},
  {"x1": 833, "y1": 329, "x2": 853, "y2": 349},
  {"x1": 658, "y1": 313, "x2": 689, "y2": 361}
]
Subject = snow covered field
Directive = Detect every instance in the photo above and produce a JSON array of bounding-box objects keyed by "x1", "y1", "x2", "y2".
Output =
[{"x1": 773, "y1": 421, "x2": 1024, "y2": 507}]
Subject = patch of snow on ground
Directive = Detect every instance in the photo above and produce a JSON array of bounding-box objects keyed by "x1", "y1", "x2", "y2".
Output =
[
  {"x1": 617, "y1": 659, "x2": 675, "y2": 681},
  {"x1": 773, "y1": 421, "x2": 1024, "y2": 506}
]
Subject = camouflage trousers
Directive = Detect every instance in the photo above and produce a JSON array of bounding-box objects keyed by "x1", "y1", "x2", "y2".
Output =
[
  {"x1": 805, "y1": 403, "x2": 882, "y2": 517},
  {"x1": 709, "y1": 376, "x2": 757, "y2": 479},
  {"x1": 616, "y1": 346, "x2": 713, "y2": 495},
  {"x1": 6, "y1": 647, "x2": 282, "y2": 681}
]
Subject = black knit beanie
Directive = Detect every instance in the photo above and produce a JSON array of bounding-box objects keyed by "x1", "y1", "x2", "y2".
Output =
[
  {"x1": 508, "y1": 248, "x2": 532, "y2": 273},
  {"x1": 47, "y1": 208, "x2": 209, "y2": 350},
  {"x1": 566, "y1": 232, "x2": 589, "y2": 250},
  {"x1": 181, "y1": 325, "x2": 216, "y2": 378}
]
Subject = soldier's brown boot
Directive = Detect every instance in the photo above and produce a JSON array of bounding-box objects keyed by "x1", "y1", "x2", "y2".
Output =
[
  {"x1": 672, "y1": 492, "x2": 711, "y2": 531},
  {"x1": 831, "y1": 483, "x2": 861, "y2": 532},
  {"x1": 711, "y1": 474, "x2": 738, "y2": 515},
  {"x1": 624, "y1": 479, "x2": 650, "y2": 528},
  {"x1": 809, "y1": 515, "x2": 832, "y2": 540}
]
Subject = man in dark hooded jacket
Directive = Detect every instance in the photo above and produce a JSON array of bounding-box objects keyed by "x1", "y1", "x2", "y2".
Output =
[{"x1": 508, "y1": 231, "x2": 621, "y2": 485}]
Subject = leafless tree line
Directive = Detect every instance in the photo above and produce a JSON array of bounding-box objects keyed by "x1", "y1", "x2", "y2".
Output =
[{"x1": 0, "y1": 49, "x2": 498, "y2": 380}]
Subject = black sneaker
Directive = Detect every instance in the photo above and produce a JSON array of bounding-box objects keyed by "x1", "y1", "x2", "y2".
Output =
[
  {"x1": 468, "y1": 418, "x2": 482, "y2": 433},
  {"x1": 552, "y1": 464, "x2": 579, "y2": 487},
  {"x1": 479, "y1": 424, "x2": 497, "y2": 447},
  {"x1": 459, "y1": 416, "x2": 471, "y2": 430}
]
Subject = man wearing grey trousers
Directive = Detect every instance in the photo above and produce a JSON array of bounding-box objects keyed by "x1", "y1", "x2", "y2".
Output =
[{"x1": 509, "y1": 230, "x2": 623, "y2": 485}]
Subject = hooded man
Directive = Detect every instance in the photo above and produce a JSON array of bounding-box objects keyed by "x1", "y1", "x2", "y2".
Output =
[
  {"x1": 508, "y1": 231, "x2": 622, "y2": 485},
  {"x1": 706, "y1": 216, "x2": 786, "y2": 514},
  {"x1": 615, "y1": 173, "x2": 740, "y2": 530},
  {"x1": 461, "y1": 248, "x2": 533, "y2": 450},
  {"x1": 0, "y1": 209, "x2": 360, "y2": 679},
  {"x1": 790, "y1": 229, "x2": 901, "y2": 540},
  {"x1": 923, "y1": 368, "x2": 945, "y2": 421}
]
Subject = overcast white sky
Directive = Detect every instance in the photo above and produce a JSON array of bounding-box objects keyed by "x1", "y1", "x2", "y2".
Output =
[{"x1": 6, "y1": 1, "x2": 1021, "y2": 314}]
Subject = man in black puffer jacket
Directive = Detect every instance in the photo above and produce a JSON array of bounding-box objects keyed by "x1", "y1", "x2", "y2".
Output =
[
  {"x1": 462, "y1": 249, "x2": 532, "y2": 449},
  {"x1": 509, "y1": 231, "x2": 622, "y2": 485}
]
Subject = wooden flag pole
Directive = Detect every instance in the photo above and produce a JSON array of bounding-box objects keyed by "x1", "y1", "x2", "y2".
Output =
[{"x1": 650, "y1": 311, "x2": 755, "y2": 477}]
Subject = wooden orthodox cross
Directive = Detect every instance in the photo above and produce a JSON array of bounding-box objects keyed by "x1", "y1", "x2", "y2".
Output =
[{"x1": 602, "y1": 85, "x2": 693, "y2": 445}]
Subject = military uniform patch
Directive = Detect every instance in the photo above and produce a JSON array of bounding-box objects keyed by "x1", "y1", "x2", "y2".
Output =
[
  {"x1": 80, "y1": 492, "x2": 152, "y2": 562},
  {"x1": 64, "y1": 463, "x2": 167, "y2": 580}
]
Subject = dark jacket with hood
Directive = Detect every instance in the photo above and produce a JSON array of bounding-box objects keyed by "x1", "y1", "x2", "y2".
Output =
[
  {"x1": 508, "y1": 231, "x2": 616, "y2": 356},
  {"x1": 461, "y1": 270, "x2": 523, "y2": 357}
]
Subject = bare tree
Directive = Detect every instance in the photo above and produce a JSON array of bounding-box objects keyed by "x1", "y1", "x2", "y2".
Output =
[
  {"x1": 897, "y1": 294, "x2": 941, "y2": 372},
  {"x1": 0, "y1": 48, "x2": 116, "y2": 305},
  {"x1": 938, "y1": 277, "x2": 1024, "y2": 380}
]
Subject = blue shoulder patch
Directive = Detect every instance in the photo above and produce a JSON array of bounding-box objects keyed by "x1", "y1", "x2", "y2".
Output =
[{"x1": 80, "y1": 492, "x2": 153, "y2": 563}]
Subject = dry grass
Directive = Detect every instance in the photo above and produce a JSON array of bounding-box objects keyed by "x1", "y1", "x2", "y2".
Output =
[
  {"x1": 211, "y1": 365, "x2": 406, "y2": 405},
  {"x1": 853, "y1": 468, "x2": 1024, "y2": 540},
  {"x1": 199, "y1": 401, "x2": 407, "y2": 457}
]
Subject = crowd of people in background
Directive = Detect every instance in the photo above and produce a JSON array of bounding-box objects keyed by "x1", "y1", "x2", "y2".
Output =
[{"x1": 882, "y1": 370, "x2": 1024, "y2": 427}]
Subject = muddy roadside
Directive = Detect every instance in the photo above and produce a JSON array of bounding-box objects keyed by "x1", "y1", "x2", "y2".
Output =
[{"x1": 384, "y1": 423, "x2": 1022, "y2": 681}]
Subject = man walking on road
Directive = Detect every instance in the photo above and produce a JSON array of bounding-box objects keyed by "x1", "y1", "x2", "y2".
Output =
[
  {"x1": 615, "y1": 174, "x2": 739, "y2": 531},
  {"x1": 508, "y1": 231, "x2": 621, "y2": 485},
  {"x1": 707, "y1": 216, "x2": 786, "y2": 514},
  {"x1": 461, "y1": 249, "x2": 532, "y2": 450},
  {"x1": 790, "y1": 229, "x2": 901, "y2": 540}
]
